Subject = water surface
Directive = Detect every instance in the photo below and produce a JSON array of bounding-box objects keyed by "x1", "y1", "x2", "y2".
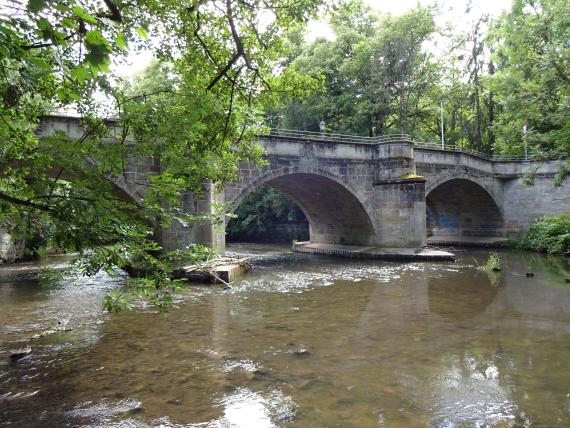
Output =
[{"x1": 1, "y1": 245, "x2": 569, "y2": 427}]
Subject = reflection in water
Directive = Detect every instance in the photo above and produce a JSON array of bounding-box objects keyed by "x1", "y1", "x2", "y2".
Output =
[
  {"x1": 0, "y1": 245, "x2": 570, "y2": 426},
  {"x1": 211, "y1": 388, "x2": 296, "y2": 428},
  {"x1": 428, "y1": 270, "x2": 499, "y2": 320}
]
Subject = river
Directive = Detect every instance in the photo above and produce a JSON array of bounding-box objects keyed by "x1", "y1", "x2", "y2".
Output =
[{"x1": 1, "y1": 245, "x2": 569, "y2": 427}]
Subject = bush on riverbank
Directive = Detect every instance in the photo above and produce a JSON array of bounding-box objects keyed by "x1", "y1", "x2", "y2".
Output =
[{"x1": 511, "y1": 214, "x2": 570, "y2": 256}]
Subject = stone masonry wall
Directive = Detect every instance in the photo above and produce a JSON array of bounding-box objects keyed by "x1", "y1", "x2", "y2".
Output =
[
  {"x1": 0, "y1": 227, "x2": 24, "y2": 263},
  {"x1": 502, "y1": 174, "x2": 570, "y2": 234}
]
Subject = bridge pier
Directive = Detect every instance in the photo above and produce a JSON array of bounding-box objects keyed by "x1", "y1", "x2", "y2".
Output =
[
  {"x1": 0, "y1": 226, "x2": 25, "y2": 263},
  {"x1": 373, "y1": 141, "x2": 426, "y2": 247},
  {"x1": 157, "y1": 182, "x2": 225, "y2": 254}
]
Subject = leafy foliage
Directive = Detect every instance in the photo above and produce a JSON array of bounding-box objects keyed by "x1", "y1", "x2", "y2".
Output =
[
  {"x1": 513, "y1": 214, "x2": 570, "y2": 256},
  {"x1": 479, "y1": 252, "x2": 503, "y2": 271},
  {"x1": 0, "y1": 0, "x2": 322, "y2": 309},
  {"x1": 271, "y1": 1, "x2": 442, "y2": 138},
  {"x1": 489, "y1": 0, "x2": 570, "y2": 157},
  {"x1": 226, "y1": 186, "x2": 308, "y2": 242},
  {"x1": 270, "y1": 0, "x2": 569, "y2": 163}
]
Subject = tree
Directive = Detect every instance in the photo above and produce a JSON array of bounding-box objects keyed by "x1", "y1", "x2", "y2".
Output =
[
  {"x1": 440, "y1": 14, "x2": 497, "y2": 153},
  {"x1": 489, "y1": 0, "x2": 570, "y2": 158},
  {"x1": 0, "y1": 0, "x2": 322, "y2": 309},
  {"x1": 273, "y1": 1, "x2": 442, "y2": 138}
]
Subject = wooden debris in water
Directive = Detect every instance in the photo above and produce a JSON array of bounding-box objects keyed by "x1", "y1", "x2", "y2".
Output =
[{"x1": 175, "y1": 257, "x2": 251, "y2": 285}]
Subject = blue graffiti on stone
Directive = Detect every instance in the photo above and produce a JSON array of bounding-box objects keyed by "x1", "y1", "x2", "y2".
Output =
[{"x1": 437, "y1": 214, "x2": 459, "y2": 231}]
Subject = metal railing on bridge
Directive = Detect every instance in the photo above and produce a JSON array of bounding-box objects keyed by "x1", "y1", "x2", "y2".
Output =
[
  {"x1": 412, "y1": 141, "x2": 528, "y2": 161},
  {"x1": 267, "y1": 128, "x2": 411, "y2": 144},
  {"x1": 267, "y1": 129, "x2": 562, "y2": 162}
]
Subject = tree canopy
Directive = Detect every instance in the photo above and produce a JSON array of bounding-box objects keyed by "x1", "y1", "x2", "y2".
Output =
[
  {"x1": 271, "y1": 2, "x2": 441, "y2": 138},
  {"x1": 0, "y1": 0, "x2": 322, "y2": 309},
  {"x1": 270, "y1": 0, "x2": 569, "y2": 159}
]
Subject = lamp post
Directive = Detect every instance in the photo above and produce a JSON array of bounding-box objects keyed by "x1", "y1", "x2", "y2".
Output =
[
  {"x1": 523, "y1": 123, "x2": 528, "y2": 160},
  {"x1": 319, "y1": 119, "x2": 326, "y2": 133},
  {"x1": 440, "y1": 100, "x2": 445, "y2": 150}
]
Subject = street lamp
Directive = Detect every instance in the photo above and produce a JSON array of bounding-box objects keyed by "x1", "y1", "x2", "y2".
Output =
[
  {"x1": 319, "y1": 119, "x2": 326, "y2": 133},
  {"x1": 523, "y1": 123, "x2": 528, "y2": 160},
  {"x1": 440, "y1": 100, "x2": 446, "y2": 150}
]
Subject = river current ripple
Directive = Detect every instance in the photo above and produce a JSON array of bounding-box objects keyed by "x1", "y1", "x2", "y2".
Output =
[{"x1": 1, "y1": 245, "x2": 569, "y2": 427}]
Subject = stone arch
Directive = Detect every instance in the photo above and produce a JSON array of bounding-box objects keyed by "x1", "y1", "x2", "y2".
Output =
[
  {"x1": 426, "y1": 176, "x2": 504, "y2": 238},
  {"x1": 226, "y1": 167, "x2": 377, "y2": 246},
  {"x1": 108, "y1": 177, "x2": 145, "y2": 204},
  {"x1": 425, "y1": 172, "x2": 502, "y2": 211}
]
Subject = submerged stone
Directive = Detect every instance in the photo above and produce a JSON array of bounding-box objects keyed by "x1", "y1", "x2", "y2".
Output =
[{"x1": 9, "y1": 345, "x2": 32, "y2": 361}]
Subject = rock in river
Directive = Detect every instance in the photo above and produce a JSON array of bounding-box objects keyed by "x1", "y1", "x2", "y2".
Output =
[{"x1": 9, "y1": 345, "x2": 32, "y2": 361}]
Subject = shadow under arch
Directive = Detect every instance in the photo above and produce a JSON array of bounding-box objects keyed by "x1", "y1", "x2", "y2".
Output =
[
  {"x1": 228, "y1": 170, "x2": 376, "y2": 246},
  {"x1": 426, "y1": 178, "x2": 504, "y2": 238}
]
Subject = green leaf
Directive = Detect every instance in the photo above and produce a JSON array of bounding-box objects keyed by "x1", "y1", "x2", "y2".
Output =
[
  {"x1": 27, "y1": 0, "x2": 46, "y2": 13},
  {"x1": 37, "y1": 17, "x2": 52, "y2": 33},
  {"x1": 84, "y1": 30, "x2": 112, "y2": 69},
  {"x1": 72, "y1": 6, "x2": 98, "y2": 24},
  {"x1": 70, "y1": 65, "x2": 91, "y2": 84},
  {"x1": 115, "y1": 32, "x2": 127, "y2": 51},
  {"x1": 136, "y1": 27, "x2": 149, "y2": 40}
]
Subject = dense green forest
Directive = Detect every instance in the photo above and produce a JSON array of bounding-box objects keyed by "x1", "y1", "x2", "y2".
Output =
[{"x1": 1, "y1": 0, "x2": 568, "y2": 306}]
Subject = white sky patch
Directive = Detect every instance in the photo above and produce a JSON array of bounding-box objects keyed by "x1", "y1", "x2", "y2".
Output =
[
  {"x1": 305, "y1": 0, "x2": 513, "y2": 42},
  {"x1": 366, "y1": 0, "x2": 511, "y2": 17},
  {"x1": 114, "y1": 51, "x2": 154, "y2": 78},
  {"x1": 257, "y1": 7, "x2": 277, "y2": 33},
  {"x1": 113, "y1": 47, "x2": 155, "y2": 78}
]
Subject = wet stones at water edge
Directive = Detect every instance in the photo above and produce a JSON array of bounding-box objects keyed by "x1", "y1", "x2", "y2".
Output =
[
  {"x1": 7, "y1": 322, "x2": 74, "y2": 361},
  {"x1": 290, "y1": 345, "x2": 311, "y2": 358}
]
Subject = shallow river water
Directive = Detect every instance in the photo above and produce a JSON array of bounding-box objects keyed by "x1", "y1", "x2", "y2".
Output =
[{"x1": 1, "y1": 245, "x2": 570, "y2": 427}]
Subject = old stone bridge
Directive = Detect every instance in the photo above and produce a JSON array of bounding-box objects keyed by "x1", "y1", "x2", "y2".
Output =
[
  {"x1": 4, "y1": 116, "x2": 566, "y2": 259},
  {"x1": 175, "y1": 129, "x2": 568, "y2": 254}
]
